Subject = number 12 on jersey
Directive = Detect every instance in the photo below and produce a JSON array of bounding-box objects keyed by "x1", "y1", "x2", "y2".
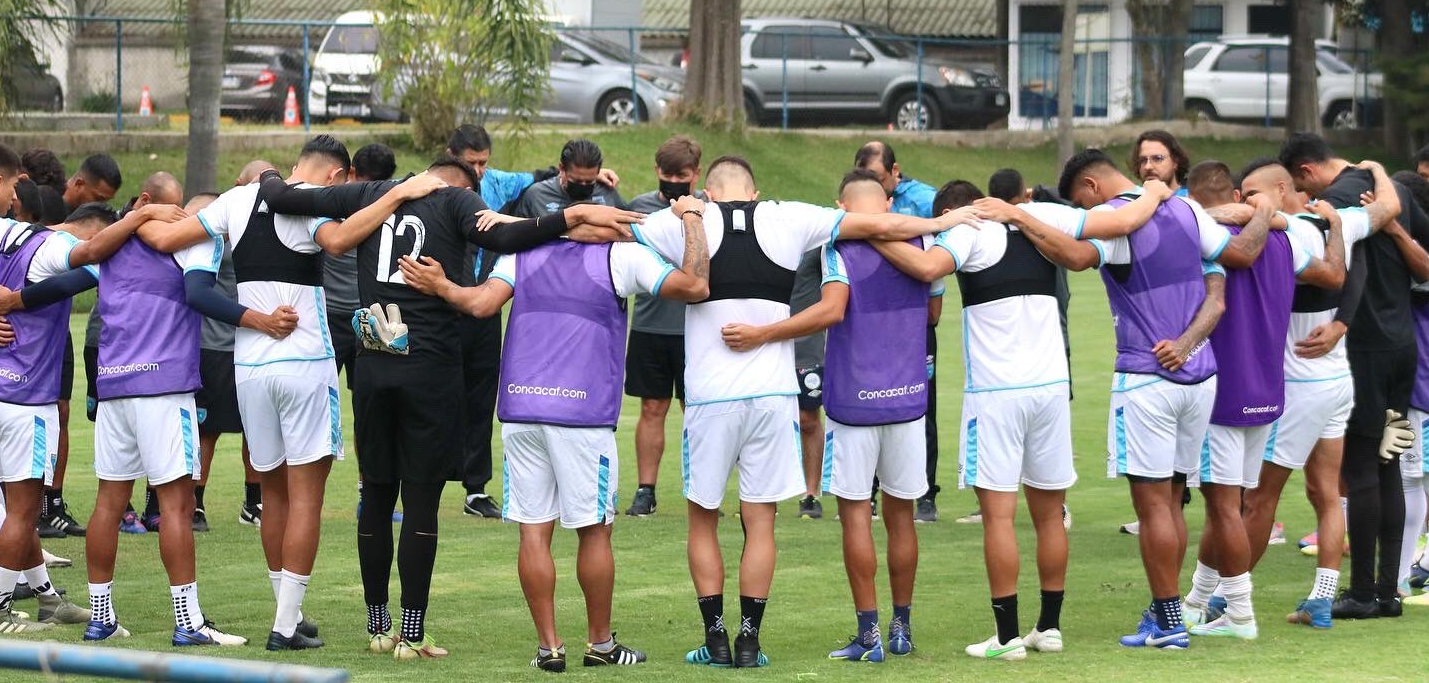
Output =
[{"x1": 375, "y1": 214, "x2": 427, "y2": 285}]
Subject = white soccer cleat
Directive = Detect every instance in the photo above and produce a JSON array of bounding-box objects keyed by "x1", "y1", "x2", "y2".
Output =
[
  {"x1": 197, "y1": 622, "x2": 249, "y2": 646},
  {"x1": 1119, "y1": 521, "x2": 1140, "y2": 535},
  {"x1": 369, "y1": 632, "x2": 396, "y2": 653},
  {"x1": 964, "y1": 635, "x2": 1026, "y2": 661},
  {"x1": 1181, "y1": 601, "x2": 1207, "y2": 628},
  {"x1": 42, "y1": 549, "x2": 71, "y2": 568},
  {"x1": 1188, "y1": 614, "x2": 1257, "y2": 640},
  {"x1": 1023, "y1": 628, "x2": 1062, "y2": 653}
]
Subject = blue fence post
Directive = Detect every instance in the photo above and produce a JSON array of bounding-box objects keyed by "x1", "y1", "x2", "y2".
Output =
[
  {"x1": 780, "y1": 32, "x2": 789, "y2": 131},
  {"x1": 915, "y1": 39, "x2": 924, "y2": 130},
  {"x1": 115, "y1": 19, "x2": 123, "y2": 132},
  {"x1": 627, "y1": 27, "x2": 639, "y2": 124},
  {"x1": 302, "y1": 23, "x2": 311, "y2": 131}
]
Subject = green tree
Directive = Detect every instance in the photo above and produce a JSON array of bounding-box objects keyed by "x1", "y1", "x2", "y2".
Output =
[
  {"x1": 0, "y1": 0, "x2": 62, "y2": 114},
  {"x1": 375, "y1": 0, "x2": 553, "y2": 151}
]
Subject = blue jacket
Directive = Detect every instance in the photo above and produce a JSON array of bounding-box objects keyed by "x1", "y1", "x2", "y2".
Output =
[
  {"x1": 892, "y1": 177, "x2": 936, "y2": 218},
  {"x1": 480, "y1": 167, "x2": 536, "y2": 212}
]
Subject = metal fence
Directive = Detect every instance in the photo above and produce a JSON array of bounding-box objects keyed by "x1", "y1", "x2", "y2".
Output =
[{"x1": 15, "y1": 15, "x2": 1384, "y2": 134}]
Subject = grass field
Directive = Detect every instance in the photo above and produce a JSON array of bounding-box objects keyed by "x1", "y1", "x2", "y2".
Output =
[{"x1": 12, "y1": 128, "x2": 1421, "y2": 682}]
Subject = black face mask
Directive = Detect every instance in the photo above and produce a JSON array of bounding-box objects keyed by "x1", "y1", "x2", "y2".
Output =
[
  {"x1": 565, "y1": 179, "x2": 596, "y2": 201},
  {"x1": 659, "y1": 180, "x2": 692, "y2": 201}
]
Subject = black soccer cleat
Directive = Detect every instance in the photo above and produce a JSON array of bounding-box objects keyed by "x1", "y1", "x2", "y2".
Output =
[
  {"x1": 531, "y1": 645, "x2": 566, "y2": 672},
  {"x1": 296, "y1": 617, "x2": 319, "y2": 638},
  {"x1": 266, "y1": 630, "x2": 325, "y2": 651},
  {"x1": 625, "y1": 487, "x2": 656, "y2": 517},
  {"x1": 1330, "y1": 593, "x2": 1379, "y2": 620},
  {"x1": 583, "y1": 637, "x2": 646, "y2": 666},
  {"x1": 1378, "y1": 595, "x2": 1403, "y2": 618},
  {"x1": 463, "y1": 494, "x2": 501, "y2": 518},
  {"x1": 191, "y1": 508, "x2": 209, "y2": 533},
  {"x1": 733, "y1": 632, "x2": 768, "y2": 668},
  {"x1": 43, "y1": 500, "x2": 86, "y2": 537}
]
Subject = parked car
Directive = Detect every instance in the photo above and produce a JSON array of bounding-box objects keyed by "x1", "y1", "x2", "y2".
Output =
[
  {"x1": 221, "y1": 45, "x2": 307, "y2": 121},
  {"x1": 1182, "y1": 35, "x2": 1382, "y2": 129},
  {"x1": 738, "y1": 18, "x2": 1009, "y2": 130},
  {"x1": 306, "y1": 11, "x2": 682, "y2": 124},
  {"x1": 6, "y1": 43, "x2": 63, "y2": 112}
]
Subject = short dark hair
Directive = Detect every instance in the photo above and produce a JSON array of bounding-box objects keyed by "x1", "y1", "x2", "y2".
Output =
[
  {"x1": 64, "y1": 201, "x2": 119, "y2": 226},
  {"x1": 191, "y1": 192, "x2": 221, "y2": 202},
  {"x1": 352, "y1": 143, "x2": 396, "y2": 181},
  {"x1": 1238, "y1": 157, "x2": 1284, "y2": 183},
  {"x1": 1058, "y1": 148, "x2": 1117, "y2": 201},
  {"x1": 13, "y1": 179, "x2": 42, "y2": 222},
  {"x1": 854, "y1": 141, "x2": 896, "y2": 173},
  {"x1": 448, "y1": 124, "x2": 492, "y2": 155},
  {"x1": 299, "y1": 134, "x2": 351, "y2": 171},
  {"x1": 987, "y1": 168, "x2": 1025, "y2": 202},
  {"x1": 560, "y1": 139, "x2": 603, "y2": 169},
  {"x1": 839, "y1": 168, "x2": 883, "y2": 195},
  {"x1": 933, "y1": 180, "x2": 985, "y2": 214},
  {"x1": 1129, "y1": 130, "x2": 1191, "y2": 186},
  {"x1": 1187, "y1": 160, "x2": 1235, "y2": 206},
  {"x1": 20, "y1": 149, "x2": 64, "y2": 192},
  {"x1": 655, "y1": 135, "x2": 702, "y2": 176},
  {"x1": 705, "y1": 155, "x2": 756, "y2": 187},
  {"x1": 1393, "y1": 170, "x2": 1429, "y2": 215},
  {"x1": 79, "y1": 153, "x2": 122, "y2": 190},
  {"x1": 428, "y1": 153, "x2": 480, "y2": 190},
  {"x1": 1414, "y1": 144, "x2": 1429, "y2": 169},
  {"x1": 0, "y1": 143, "x2": 21, "y2": 177},
  {"x1": 1278, "y1": 132, "x2": 1335, "y2": 171},
  {"x1": 34, "y1": 186, "x2": 67, "y2": 224}
]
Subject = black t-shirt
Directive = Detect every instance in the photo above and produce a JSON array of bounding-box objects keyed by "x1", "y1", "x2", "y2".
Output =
[
  {"x1": 257, "y1": 175, "x2": 568, "y2": 365},
  {"x1": 1323, "y1": 167, "x2": 1429, "y2": 351}
]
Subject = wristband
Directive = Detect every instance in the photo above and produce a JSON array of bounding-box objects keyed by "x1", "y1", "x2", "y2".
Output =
[{"x1": 681, "y1": 209, "x2": 703, "y2": 220}]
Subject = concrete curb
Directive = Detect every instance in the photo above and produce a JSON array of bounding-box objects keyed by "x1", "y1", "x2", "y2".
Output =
[{"x1": 0, "y1": 129, "x2": 409, "y2": 156}]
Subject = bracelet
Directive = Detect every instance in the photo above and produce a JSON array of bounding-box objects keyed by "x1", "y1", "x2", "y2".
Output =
[{"x1": 681, "y1": 209, "x2": 703, "y2": 220}]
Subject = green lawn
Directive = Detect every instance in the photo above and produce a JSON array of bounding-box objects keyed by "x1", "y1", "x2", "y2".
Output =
[{"x1": 12, "y1": 129, "x2": 1420, "y2": 682}]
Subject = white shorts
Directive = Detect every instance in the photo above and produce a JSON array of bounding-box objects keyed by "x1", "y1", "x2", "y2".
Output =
[
  {"x1": 1107, "y1": 374, "x2": 1216, "y2": 481},
  {"x1": 961, "y1": 384, "x2": 1076, "y2": 493},
  {"x1": 823, "y1": 417, "x2": 927, "y2": 500},
  {"x1": 682, "y1": 396, "x2": 802, "y2": 509},
  {"x1": 501, "y1": 423, "x2": 618, "y2": 529},
  {"x1": 1404, "y1": 408, "x2": 1429, "y2": 480},
  {"x1": 1266, "y1": 377, "x2": 1354, "y2": 471},
  {"x1": 237, "y1": 365, "x2": 344, "y2": 473},
  {"x1": 0, "y1": 402, "x2": 57, "y2": 485},
  {"x1": 1204, "y1": 423, "x2": 1272, "y2": 488},
  {"x1": 94, "y1": 394, "x2": 201, "y2": 485}
]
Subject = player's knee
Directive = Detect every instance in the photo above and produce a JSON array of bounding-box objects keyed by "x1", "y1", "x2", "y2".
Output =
[
  {"x1": 640, "y1": 398, "x2": 671, "y2": 419},
  {"x1": 798, "y1": 411, "x2": 821, "y2": 435}
]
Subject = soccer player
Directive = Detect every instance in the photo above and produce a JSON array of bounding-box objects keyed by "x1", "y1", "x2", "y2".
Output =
[
  {"x1": 1127, "y1": 130, "x2": 1191, "y2": 197},
  {"x1": 1279, "y1": 133, "x2": 1429, "y2": 618},
  {"x1": 623, "y1": 135, "x2": 703, "y2": 517},
  {"x1": 1235, "y1": 158, "x2": 1396, "y2": 625},
  {"x1": 632, "y1": 155, "x2": 969, "y2": 668},
  {"x1": 1396, "y1": 171, "x2": 1429, "y2": 601},
  {"x1": 1177, "y1": 161, "x2": 1347, "y2": 639},
  {"x1": 254, "y1": 153, "x2": 642, "y2": 660},
  {"x1": 61, "y1": 154, "x2": 122, "y2": 213},
  {"x1": 399, "y1": 193, "x2": 710, "y2": 671},
  {"x1": 19, "y1": 149, "x2": 66, "y2": 196},
  {"x1": 511, "y1": 139, "x2": 625, "y2": 218},
  {"x1": 853, "y1": 141, "x2": 940, "y2": 521}
]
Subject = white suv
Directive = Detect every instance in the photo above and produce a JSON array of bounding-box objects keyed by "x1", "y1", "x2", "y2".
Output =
[{"x1": 1182, "y1": 35, "x2": 1382, "y2": 129}]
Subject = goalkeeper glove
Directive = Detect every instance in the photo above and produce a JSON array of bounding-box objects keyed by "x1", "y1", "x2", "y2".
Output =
[
  {"x1": 1380, "y1": 409, "x2": 1413, "y2": 462},
  {"x1": 352, "y1": 303, "x2": 409, "y2": 356}
]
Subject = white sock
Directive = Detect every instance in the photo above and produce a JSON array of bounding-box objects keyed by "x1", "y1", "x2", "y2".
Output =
[
  {"x1": 22, "y1": 563, "x2": 57, "y2": 597},
  {"x1": 1186, "y1": 561, "x2": 1220, "y2": 607},
  {"x1": 273, "y1": 570, "x2": 309, "y2": 638},
  {"x1": 268, "y1": 569, "x2": 283, "y2": 602},
  {"x1": 1399, "y1": 478, "x2": 1426, "y2": 587},
  {"x1": 1211, "y1": 584, "x2": 1226, "y2": 600},
  {"x1": 1220, "y1": 572, "x2": 1254, "y2": 623},
  {"x1": 170, "y1": 582, "x2": 204, "y2": 631},
  {"x1": 0, "y1": 567, "x2": 19, "y2": 611},
  {"x1": 89, "y1": 582, "x2": 115, "y2": 626},
  {"x1": 1308, "y1": 567, "x2": 1339, "y2": 601}
]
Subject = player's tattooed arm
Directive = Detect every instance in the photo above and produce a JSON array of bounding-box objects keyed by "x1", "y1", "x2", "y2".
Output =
[
  {"x1": 657, "y1": 195, "x2": 711, "y2": 302},
  {"x1": 398, "y1": 255, "x2": 513, "y2": 319},
  {"x1": 1297, "y1": 200, "x2": 1347, "y2": 289},
  {"x1": 1154, "y1": 271, "x2": 1225, "y2": 372},
  {"x1": 1355, "y1": 160, "x2": 1401, "y2": 231},
  {"x1": 1076, "y1": 179, "x2": 1172, "y2": 239},
  {"x1": 1216, "y1": 193, "x2": 1275, "y2": 269},
  {"x1": 979, "y1": 199, "x2": 1100, "y2": 271},
  {"x1": 721, "y1": 282, "x2": 850, "y2": 353}
]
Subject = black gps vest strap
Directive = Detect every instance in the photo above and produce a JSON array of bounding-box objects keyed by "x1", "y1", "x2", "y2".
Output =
[
  {"x1": 1290, "y1": 214, "x2": 1340, "y2": 313},
  {"x1": 703, "y1": 201, "x2": 796, "y2": 304},
  {"x1": 233, "y1": 194, "x2": 323, "y2": 286},
  {"x1": 955, "y1": 224, "x2": 1058, "y2": 307}
]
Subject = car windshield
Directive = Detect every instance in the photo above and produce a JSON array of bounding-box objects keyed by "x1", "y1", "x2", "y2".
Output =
[
  {"x1": 850, "y1": 23, "x2": 914, "y2": 58},
  {"x1": 1316, "y1": 50, "x2": 1355, "y2": 74},
  {"x1": 565, "y1": 33, "x2": 653, "y2": 65},
  {"x1": 325, "y1": 26, "x2": 379, "y2": 54}
]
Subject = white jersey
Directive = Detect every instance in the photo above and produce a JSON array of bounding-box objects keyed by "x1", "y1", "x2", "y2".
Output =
[
  {"x1": 635, "y1": 201, "x2": 845, "y2": 405},
  {"x1": 1282, "y1": 208, "x2": 1372, "y2": 382},
  {"x1": 1086, "y1": 194, "x2": 1236, "y2": 266},
  {"x1": 196, "y1": 183, "x2": 337, "y2": 378},
  {"x1": 489, "y1": 242, "x2": 675, "y2": 298},
  {"x1": 0, "y1": 219, "x2": 98, "y2": 282}
]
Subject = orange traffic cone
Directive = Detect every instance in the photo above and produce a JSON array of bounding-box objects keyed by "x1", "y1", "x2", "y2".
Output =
[
  {"x1": 138, "y1": 86, "x2": 152, "y2": 116},
  {"x1": 282, "y1": 86, "x2": 299, "y2": 127}
]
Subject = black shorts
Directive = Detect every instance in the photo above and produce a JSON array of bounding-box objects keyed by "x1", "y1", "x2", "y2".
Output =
[
  {"x1": 623, "y1": 330, "x2": 684, "y2": 401},
  {"x1": 195, "y1": 349, "x2": 243, "y2": 434},
  {"x1": 59, "y1": 333, "x2": 74, "y2": 402},
  {"x1": 83, "y1": 343, "x2": 99, "y2": 421},
  {"x1": 353, "y1": 357, "x2": 465, "y2": 485},
  {"x1": 1346, "y1": 345, "x2": 1415, "y2": 439},
  {"x1": 328, "y1": 309, "x2": 358, "y2": 390},
  {"x1": 797, "y1": 365, "x2": 824, "y2": 412}
]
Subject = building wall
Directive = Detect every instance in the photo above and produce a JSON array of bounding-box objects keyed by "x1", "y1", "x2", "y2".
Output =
[{"x1": 73, "y1": 42, "x2": 187, "y2": 109}]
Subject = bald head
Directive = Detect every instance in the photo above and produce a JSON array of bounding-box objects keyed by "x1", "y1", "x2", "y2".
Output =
[
  {"x1": 703, "y1": 155, "x2": 756, "y2": 202},
  {"x1": 139, "y1": 172, "x2": 183, "y2": 207},
  {"x1": 1239, "y1": 158, "x2": 1298, "y2": 212},
  {"x1": 236, "y1": 159, "x2": 277, "y2": 186}
]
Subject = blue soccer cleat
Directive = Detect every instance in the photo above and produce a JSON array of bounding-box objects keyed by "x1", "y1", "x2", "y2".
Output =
[
  {"x1": 1119, "y1": 610, "x2": 1189, "y2": 650},
  {"x1": 1206, "y1": 595, "x2": 1227, "y2": 621},
  {"x1": 173, "y1": 620, "x2": 247, "y2": 647},
  {"x1": 1287, "y1": 598, "x2": 1332, "y2": 629},
  {"x1": 118, "y1": 511, "x2": 146, "y2": 535},
  {"x1": 1409, "y1": 564, "x2": 1429, "y2": 590},
  {"x1": 829, "y1": 637, "x2": 884, "y2": 662},
  {"x1": 83, "y1": 620, "x2": 130, "y2": 641},
  {"x1": 887, "y1": 616, "x2": 913, "y2": 655}
]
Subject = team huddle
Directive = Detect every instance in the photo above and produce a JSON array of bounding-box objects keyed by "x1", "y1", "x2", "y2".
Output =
[{"x1": 0, "y1": 124, "x2": 1428, "y2": 671}]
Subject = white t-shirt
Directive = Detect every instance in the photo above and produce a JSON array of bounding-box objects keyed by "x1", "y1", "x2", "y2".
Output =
[
  {"x1": 1282, "y1": 207, "x2": 1372, "y2": 382},
  {"x1": 173, "y1": 234, "x2": 225, "y2": 275},
  {"x1": 635, "y1": 200, "x2": 845, "y2": 405},
  {"x1": 488, "y1": 241, "x2": 676, "y2": 298},
  {"x1": 196, "y1": 183, "x2": 337, "y2": 377},
  {"x1": 0, "y1": 219, "x2": 98, "y2": 282}
]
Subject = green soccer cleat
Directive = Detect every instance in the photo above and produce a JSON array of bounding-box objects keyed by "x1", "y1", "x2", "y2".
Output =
[{"x1": 1188, "y1": 614, "x2": 1257, "y2": 639}]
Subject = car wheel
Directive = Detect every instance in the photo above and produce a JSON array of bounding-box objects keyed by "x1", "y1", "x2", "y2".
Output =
[
  {"x1": 596, "y1": 89, "x2": 646, "y2": 126},
  {"x1": 1186, "y1": 99, "x2": 1217, "y2": 122},
  {"x1": 889, "y1": 91, "x2": 940, "y2": 131},
  {"x1": 743, "y1": 92, "x2": 762, "y2": 127},
  {"x1": 1325, "y1": 102, "x2": 1357, "y2": 130}
]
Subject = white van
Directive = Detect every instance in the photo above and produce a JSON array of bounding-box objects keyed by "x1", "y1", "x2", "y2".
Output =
[{"x1": 308, "y1": 11, "x2": 403, "y2": 122}]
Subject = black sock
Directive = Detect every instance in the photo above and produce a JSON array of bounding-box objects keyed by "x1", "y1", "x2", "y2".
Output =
[
  {"x1": 991, "y1": 594, "x2": 1019, "y2": 645},
  {"x1": 245, "y1": 482, "x2": 261, "y2": 508},
  {"x1": 738, "y1": 595, "x2": 767, "y2": 640},
  {"x1": 193, "y1": 485, "x2": 205, "y2": 511},
  {"x1": 1152, "y1": 595, "x2": 1183, "y2": 630},
  {"x1": 125, "y1": 503, "x2": 135, "y2": 515},
  {"x1": 400, "y1": 607, "x2": 425, "y2": 642},
  {"x1": 366, "y1": 603, "x2": 392, "y2": 635},
  {"x1": 143, "y1": 488, "x2": 159, "y2": 517},
  {"x1": 397, "y1": 482, "x2": 444, "y2": 637},
  {"x1": 1036, "y1": 590, "x2": 1064, "y2": 632},
  {"x1": 697, "y1": 594, "x2": 725, "y2": 635},
  {"x1": 357, "y1": 482, "x2": 399, "y2": 608},
  {"x1": 1377, "y1": 461, "x2": 1405, "y2": 600},
  {"x1": 638, "y1": 484, "x2": 655, "y2": 493},
  {"x1": 45, "y1": 488, "x2": 62, "y2": 512},
  {"x1": 1344, "y1": 434, "x2": 1381, "y2": 600}
]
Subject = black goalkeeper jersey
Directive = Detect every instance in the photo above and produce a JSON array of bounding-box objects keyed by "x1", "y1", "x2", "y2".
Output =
[{"x1": 257, "y1": 174, "x2": 568, "y2": 365}]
